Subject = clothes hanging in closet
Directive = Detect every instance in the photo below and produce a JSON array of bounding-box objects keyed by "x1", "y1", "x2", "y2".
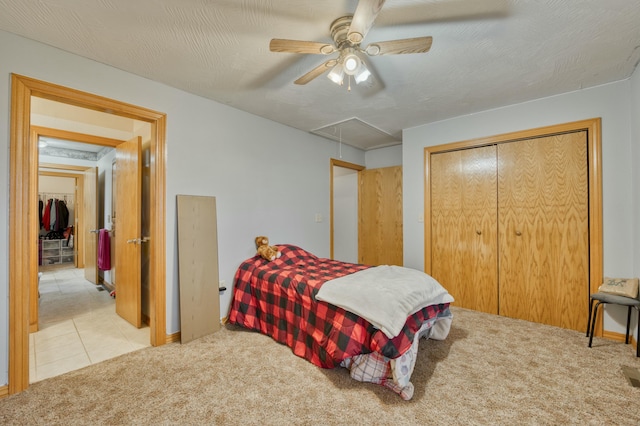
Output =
[
  {"x1": 41, "y1": 198, "x2": 70, "y2": 232},
  {"x1": 42, "y1": 200, "x2": 51, "y2": 231}
]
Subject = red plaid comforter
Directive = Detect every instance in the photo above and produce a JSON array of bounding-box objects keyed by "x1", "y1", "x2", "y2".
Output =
[{"x1": 228, "y1": 245, "x2": 450, "y2": 368}]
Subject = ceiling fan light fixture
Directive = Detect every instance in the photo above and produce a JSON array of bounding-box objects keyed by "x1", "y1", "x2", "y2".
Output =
[
  {"x1": 343, "y1": 53, "x2": 361, "y2": 75},
  {"x1": 354, "y1": 62, "x2": 371, "y2": 84},
  {"x1": 270, "y1": 2, "x2": 434, "y2": 88},
  {"x1": 341, "y1": 52, "x2": 370, "y2": 84},
  {"x1": 327, "y1": 63, "x2": 345, "y2": 84}
]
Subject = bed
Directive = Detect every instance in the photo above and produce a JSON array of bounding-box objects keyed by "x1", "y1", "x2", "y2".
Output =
[{"x1": 227, "y1": 244, "x2": 454, "y2": 400}]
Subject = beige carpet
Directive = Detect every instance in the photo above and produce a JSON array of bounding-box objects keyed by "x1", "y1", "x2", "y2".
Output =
[{"x1": 1, "y1": 307, "x2": 639, "y2": 425}]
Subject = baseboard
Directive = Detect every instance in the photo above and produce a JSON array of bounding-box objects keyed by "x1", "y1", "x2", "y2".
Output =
[
  {"x1": 98, "y1": 277, "x2": 115, "y2": 293},
  {"x1": 165, "y1": 321, "x2": 227, "y2": 343},
  {"x1": 166, "y1": 332, "x2": 181, "y2": 343},
  {"x1": 602, "y1": 330, "x2": 638, "y2": 352},
  {"x1": 602, "y1": 330, "x2": 626, "y2": 342},
  {"x1": 0, "y1": 384, "x2": 8, "y2": 399}
]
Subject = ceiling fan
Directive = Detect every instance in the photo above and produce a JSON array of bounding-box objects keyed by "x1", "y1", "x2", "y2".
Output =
[{"x1": 269, "y1": 0, "x2": 433, "y2": 89}]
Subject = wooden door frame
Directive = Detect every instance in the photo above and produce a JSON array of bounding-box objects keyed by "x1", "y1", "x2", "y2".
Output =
[
  {"x1": 330, "y1": 159, "x2": 365, "y2": 259},
  {"x1": 9, "y1": 74, "x2": 167, "y2": 394},
  {"x1": 423, "y1": 118, "x2": 603, "y2": 324}
]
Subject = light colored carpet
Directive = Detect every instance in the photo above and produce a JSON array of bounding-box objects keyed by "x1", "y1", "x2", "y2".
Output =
[{"x1": 1, "y1": 307, "x2": 639, "y2": 425}]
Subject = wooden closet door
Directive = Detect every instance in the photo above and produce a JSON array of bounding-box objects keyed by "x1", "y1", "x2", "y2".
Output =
[
  {"x1": 358, "y1": 166, "x2": 403, "y2": 266},
  {"x1": 431, "y1": 146, "x2": 499, "y2": 314},
  {"x1": 497, "y1": 131, "x2": 589, "y2": 331}
]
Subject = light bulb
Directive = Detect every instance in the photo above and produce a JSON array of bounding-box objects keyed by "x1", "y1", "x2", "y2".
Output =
[
  {"x1": 343, "y1": 54, "x2": 361, "y2": 75},
  {"x1": 354, "y1": 65, "x2": 371, "y2": 84},
  {"x1": 327, "y1": 63, "x2": 345, "y2": 84},
  {"x1": 344, "y1": 57, "x2": 359, "y2": 73}
]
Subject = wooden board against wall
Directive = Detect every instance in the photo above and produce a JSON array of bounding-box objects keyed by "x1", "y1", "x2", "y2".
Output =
[{"x1": 177, "y1": 195, "x2": 220, "y2": 344}]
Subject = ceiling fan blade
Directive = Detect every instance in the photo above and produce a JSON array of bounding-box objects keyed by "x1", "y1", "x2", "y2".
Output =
[
  {"x1": 294, "y1": 59, "x2": 338, "y2": 85},
  {"x1": 365, "y1": 36, "x2": 433, "y2": 56},
  {"x1": 347, "y1": 0, "x2": 386, "y2": 44},
  {"x1": 270, "y1": 39, "x2": 335, "y2": 55}
]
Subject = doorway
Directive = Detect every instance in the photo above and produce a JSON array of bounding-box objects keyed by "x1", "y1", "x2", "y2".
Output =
[
  {"x1": 9, "y1": 74, "x2": 167, "y2": 394},
  {"x1": 330, "y1": 159, "x2": 364, "y2": 262},
  {"x1": 32, "y1": 125, "x2": 125, "y2": 333},
  {"x1": 33, "y1": 133, "x2": 152, "y2": 382}
]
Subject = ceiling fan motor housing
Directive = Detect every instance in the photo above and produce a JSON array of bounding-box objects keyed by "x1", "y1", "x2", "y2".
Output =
[{"x1": 330, "y1": 16, "x2": 356, "y2": 49}]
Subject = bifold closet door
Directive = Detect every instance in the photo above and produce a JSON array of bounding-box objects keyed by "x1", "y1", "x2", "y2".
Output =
[
  {"x1": 497, "y1": 131, "x2": 589, "y2": 330},
  {"x1": 430, "y1": 146, "x2": 499, "y2": 314}
]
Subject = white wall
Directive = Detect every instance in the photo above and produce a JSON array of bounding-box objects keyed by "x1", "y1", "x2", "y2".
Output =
[
  {"x1": 39, "y1": 175, "x2": 75, "y2": 194},
  {"x1": 0, "y1": 30, "x2": 365, "y2": 387},
  {"x1": 365, "y1": 144, "x2": 402, "y2": 169},
  {"x1": 404, "y1": 78, "x2": 636, "y2": 335}
]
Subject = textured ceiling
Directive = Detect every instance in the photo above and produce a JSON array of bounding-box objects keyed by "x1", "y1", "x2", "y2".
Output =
[{"x1": 1, "y1": 0, "x2": 639, "y2": 150}]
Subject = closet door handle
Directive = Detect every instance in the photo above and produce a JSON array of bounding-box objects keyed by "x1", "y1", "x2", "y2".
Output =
[
  {"x1": 89, "y1": 229, "x2": 100, "y2": 234},
  {"x1": 476, "y1": 230, "x2": 482, "y2": 235},
  {"x1": 515, "y1": 230, "x2": 522, "y2": 236}
]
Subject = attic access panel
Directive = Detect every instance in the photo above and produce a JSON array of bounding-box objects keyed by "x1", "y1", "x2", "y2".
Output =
[{"x1": 312, "y1": 117, "x2": 400, "y2": 151}]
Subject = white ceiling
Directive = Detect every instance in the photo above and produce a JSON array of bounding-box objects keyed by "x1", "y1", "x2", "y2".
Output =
[
  {"x1": 2, "y1": 0, "x2": 640, "y2": 150},
  {"x1": 39, "y1": 137, "x2": 106, "y2": 153}
]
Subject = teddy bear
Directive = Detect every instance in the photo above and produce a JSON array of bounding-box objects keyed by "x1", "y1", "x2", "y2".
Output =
[{"x1": 255, "y1": 235, "x2": 281, "y2": 261}]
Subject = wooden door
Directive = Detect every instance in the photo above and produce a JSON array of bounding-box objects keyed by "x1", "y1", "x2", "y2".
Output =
[
  {"x1": 358, "y1": 166, "x2": 403, "y2": 266},
  {"x1": 115, "y1": 136, "x2": 142, "y2": 328},
  {"x1": 83, "y1": 167, "x2": 98, "y2": 284},
  {"x1": 497, "y1": 131, "x2": 589, "y2": 330},
  {"x1": 431, "y1": 146, "x2": 499, "y2": 314}
]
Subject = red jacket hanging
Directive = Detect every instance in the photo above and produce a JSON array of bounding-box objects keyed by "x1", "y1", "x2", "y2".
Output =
[{"x1": 42, "y1": 199, "x2": 52, "y2": 231}]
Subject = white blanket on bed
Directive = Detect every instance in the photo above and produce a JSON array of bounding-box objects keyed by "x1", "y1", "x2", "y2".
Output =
[{"x1": 315, "y1": 265, "x2": 454, "y2": 338}]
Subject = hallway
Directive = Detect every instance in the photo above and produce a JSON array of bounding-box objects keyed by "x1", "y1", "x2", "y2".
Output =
[{"x1": 30, "y1": 266, "x2": 150, "y2": 383}]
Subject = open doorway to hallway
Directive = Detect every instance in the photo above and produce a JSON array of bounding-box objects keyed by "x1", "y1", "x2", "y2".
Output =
[
  {"x1": 9, "y1": 74, "x2": 167, "y2": 395},
  {"x1": 33, "y1": 128, "x2": 151, "y2": 382}
]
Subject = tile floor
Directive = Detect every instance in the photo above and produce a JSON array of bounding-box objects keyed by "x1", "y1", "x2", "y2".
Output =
[{"x1": 30, "y1": 266, "x2": 150, "y2": 383}]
